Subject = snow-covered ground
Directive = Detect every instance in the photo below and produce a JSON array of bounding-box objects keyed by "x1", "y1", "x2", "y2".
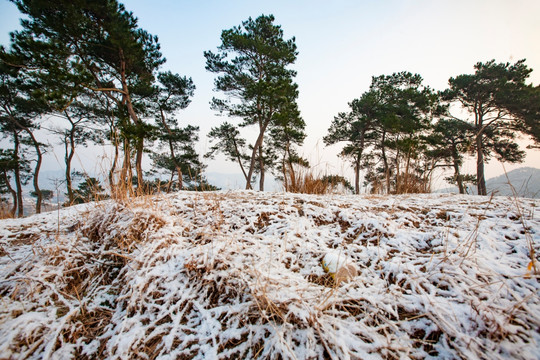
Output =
[{"x1": 0, "y1": 191, "x2": 539, "y2": 359}]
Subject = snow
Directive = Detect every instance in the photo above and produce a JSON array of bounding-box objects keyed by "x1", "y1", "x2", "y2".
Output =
[{"x1": 0, "y1": 190, "x2": 539, "y2": 359}]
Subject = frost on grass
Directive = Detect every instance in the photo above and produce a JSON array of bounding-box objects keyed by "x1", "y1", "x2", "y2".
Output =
[{"x1": 0, "y1": 191, "x2": 539, "y2": 359}]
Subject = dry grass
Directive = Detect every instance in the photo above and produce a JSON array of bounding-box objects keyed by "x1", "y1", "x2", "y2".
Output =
[
  {"x1": 283, "y1": 167, "x2": 350, "y2": 195},
  {"x1": 394, "y1": 172, "x2": 431, "y2": 194},
  {"x1": 0, "y1": 205, "x2": 14, "y2": 219},
  {"x1": 0, "y1": 190, "x2": 538, "y2": 359}
]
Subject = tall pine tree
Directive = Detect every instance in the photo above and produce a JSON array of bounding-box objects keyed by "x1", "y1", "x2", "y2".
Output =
[
  {"x1": 9, "y1": 0, "x2": 165, "y2": 192},
  {"x1": 444, "y1": 59, "x2": 534, "y2": 195},
  {"x1": 205, "y1": 14, "x2": 300, "y2": 190}
]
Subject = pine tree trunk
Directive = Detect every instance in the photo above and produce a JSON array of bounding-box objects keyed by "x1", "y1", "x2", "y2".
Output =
[
  {"x1": 381, "y1": 131, "x2": 390, "y2": 194},
  {"x1": 395, "y1": 143, "x2": 402, "y2": 193},
  {"x1": 354, "y1": 157, "x2": 360, "y2": 195},
  {"x1": 120, "y1": 139, "x2": 132, "y2": 194},
  {"x1": 65, "y1": 132, "x2": 75, "y2": 204},
  {"x1": 282, "y1": 153, "x2": 288, "y2": 191},
  {"x1": 32, "y1": 146, "x2": 43, "y2": 214},
  {"x1": 1, "y1": 170, "x2": 17, "y2": 216},
  {"x1": 403, "y1": 148, "x2": 412, "y2": 194},
  {"x1": 450, "y1": 143, "x2": 465, "y2": 194},
  {"x1": 135, "y1": 136, "x2": 144, "y2": 192},
  {"x1": 13, "y1": 132, "x2": 24, "y2": 217},
  {"x1": 119, "y1": 54, "x2": 145, "y2": 193},
  {"x1": 232, "y1": 135, "x2": 249, "y2": 184},
  {"x1": 6, "y1": 119, "x2": 38, "y2": 213},
  {"x1": 286, "y1": 143, "x2": 296, "y2": 192},
  {"x1": 109, "y1": 128, "x2": 119, "y2": 197},
  {"x1": 454, "y1": 163, "x2": 465, "y2": 194},
  {"x1": 476, "y1": 133, "x2": 487, "y2": 196},
  {"x1": 354, "y1": 132, "x2": 366, "y2": 195}
]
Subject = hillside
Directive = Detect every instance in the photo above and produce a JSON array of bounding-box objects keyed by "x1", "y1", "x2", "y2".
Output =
[
  {"x1": 0, "y1": 191, "x2": 539, "y2": 359},
  {"x1": 438, "y1": 167, "x2": 540, "y2": 198},
  {"x1": 485, "y1": 167, "x2": 540, "y2": 198}
]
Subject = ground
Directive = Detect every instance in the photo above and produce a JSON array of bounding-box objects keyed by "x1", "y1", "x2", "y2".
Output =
[{"x1": 0, "y1": 190, "x2": 539, "y2": 359}]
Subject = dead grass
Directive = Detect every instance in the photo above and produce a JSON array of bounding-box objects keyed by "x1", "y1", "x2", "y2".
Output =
[
  {"x1": 0, "y1": 205, "x2": 14, "y2": 219},
  {"x1": 283, "y1": 167, "x2": 350, "y2": 195},
  {"x1": 0, "y1": 190, "x2": 538, "y2": 359}
]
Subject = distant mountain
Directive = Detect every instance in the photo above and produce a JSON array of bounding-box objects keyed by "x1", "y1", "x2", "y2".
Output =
[
  {"x1": 484, "y1": 167, "x2": 540, "y2": 198},
  {"x1": 438, "y1": 167, "x2": 540, "y2": 198}
]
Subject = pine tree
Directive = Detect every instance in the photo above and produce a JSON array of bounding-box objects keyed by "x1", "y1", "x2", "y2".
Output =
[
  {"x1": 0, "y1": 51, "x2": 48, "y2": 213},
  {"x1": 150, "y1": 71, "x2": 199, "y2": 191},
  {"x1": 10, "y1": 0, "x2": 166, "y2": 191},
  {"x1": 205, "y1": 123, "x2": 250, "y2": 184},
  {"x1": 427, "y1": 118, "x2": 473, "y2": 194},
  {"x1": 45, "y1": 96, "x2": 104, "y2": 204},
  {"x1": 267, "y1": 89, "x2": 306, "y2": 192},
  {"x1": 324, "y1": 92, "x2": 378, "y2": 194},
  {"x1": 444, "y1": 59, "x2": 535, "y2": 195},
  {"x1": 327, "y1": 72, "x2": 437, "y2": 194},
  {"x1": 0, "y1": 149, "x2": 19, "y2": 216},
  {"x1": 205, "y1": 14, "x2": 300, "y2": 190}
]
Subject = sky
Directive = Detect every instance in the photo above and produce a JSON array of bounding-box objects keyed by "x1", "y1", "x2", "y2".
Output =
[{"x1": 1, "y1": 0, "x2": 539, "y2": 190}]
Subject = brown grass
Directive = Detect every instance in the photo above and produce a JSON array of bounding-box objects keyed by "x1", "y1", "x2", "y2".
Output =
[
  {"x1": 283, "y1": 167, "x2": 348, "y2": 195},
  {"x1": 1, "y1": 188, "x2": 538, "y2": 359},
  {"x1": 0, "y1": 205, "x2": 14, "y2": 219}
]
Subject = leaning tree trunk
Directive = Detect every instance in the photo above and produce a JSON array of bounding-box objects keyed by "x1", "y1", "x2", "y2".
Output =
[
  {"x1": 119, "y1": 54, "x2": 145, "y2": 194},
  {"x1": 258, "y1": 145, "x2": 265, "y2": 191},
  {"x1": 232, "y1": 136, "x2": 249, "y2": 185},
  {"x1": 476, "y1": 133, "x2": 487, "y2": 196},
  {"x1": 245, "y1": 121, "x2": 270, "y2": 190}
]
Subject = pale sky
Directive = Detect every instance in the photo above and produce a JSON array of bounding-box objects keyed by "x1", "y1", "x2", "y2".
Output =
[{"x1": 1, "y1": 0, "x2": 539, "y2": 189}]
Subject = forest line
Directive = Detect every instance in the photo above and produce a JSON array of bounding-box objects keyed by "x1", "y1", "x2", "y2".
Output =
[{"x1": 1, "y1": 0, "x2": 539, "y2": 217}]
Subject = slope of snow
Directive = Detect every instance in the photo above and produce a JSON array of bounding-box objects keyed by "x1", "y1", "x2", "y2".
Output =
[{"x1": 0, "y1": 191, "x2": 539, "y2": 359}]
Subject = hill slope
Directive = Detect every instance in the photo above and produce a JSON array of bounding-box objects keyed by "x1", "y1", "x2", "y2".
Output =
[
  {"x1": 438, "y1": 167, "x2": 540, "y2": 198},
  {"x1": 0, "y1": 191, "x2": 539, "y2": 359},
  {"x1": 485, "y1": 167, "x2": 540, "y2": 198}
]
